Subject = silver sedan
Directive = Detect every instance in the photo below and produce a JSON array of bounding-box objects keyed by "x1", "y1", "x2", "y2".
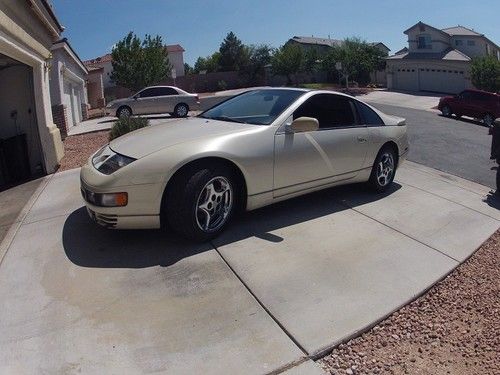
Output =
[
  {"x1": 82, "y1": 88, "x2": 408, "y2": 241},
  {"x1": 105, "y1": 85, "x2": 200, "y2": 118}
]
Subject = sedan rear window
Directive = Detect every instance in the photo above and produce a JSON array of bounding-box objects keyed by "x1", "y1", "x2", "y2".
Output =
[
  {"x1": 356, "y1": 102, "x2": 384, "y2": 125},
  {"x1": 200, "y1": 89, "x2": 305, "y2": 125}
]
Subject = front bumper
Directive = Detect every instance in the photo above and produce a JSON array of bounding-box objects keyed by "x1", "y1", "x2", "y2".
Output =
[{"x1": 80, "y1": 166, "x2": 163, "y2": 230}]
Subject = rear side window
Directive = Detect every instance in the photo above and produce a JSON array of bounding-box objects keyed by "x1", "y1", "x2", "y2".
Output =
[
  {"x1": 356, "y1": 102, "x2": 384, "y2": 125},
  {"x1": 294, "y1": 94, "x2": 358, "y2": 129},
  {"x1": 158, "y1": 87, "x2": 179, "y2": 96}
]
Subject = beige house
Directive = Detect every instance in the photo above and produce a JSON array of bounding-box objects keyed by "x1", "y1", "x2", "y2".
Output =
[
  {"x1": 0, "y1": 0, "x2": 64, "y2": 188},
  {"x1": 49, "y1": 38, "x2": 89, "y2": 137},
  {"x1": 387, "y1": 21, "x2": 500, "y2": 94},
  {"x1": 83, "y1": 44, "x2": 186, "y2": 90},
  {"x1": 286, "y1": 36, "x2": 390, "y2": 85}
]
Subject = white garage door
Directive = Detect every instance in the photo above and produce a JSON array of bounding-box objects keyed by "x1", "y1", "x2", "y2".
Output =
[
  {"x1": 394, "y1": 68, "x2": 418, "y2": 91},
  {"x1": 419, "y1": 67, "x2": 466, "y2": 94},
  {"x1": 63, "y1": 81, "x2": 74, "y2": 128}
]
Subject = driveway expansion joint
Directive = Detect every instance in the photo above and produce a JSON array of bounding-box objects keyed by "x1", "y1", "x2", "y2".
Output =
[
  {"x1": 336, "y1": 199, "x2": 461, "y2": 264},
  {"x1": 211, "y1": 240, "x2": 310, "y2": 358},
  {"x1": 0, "y1": 174, "x2": 53, "y2": 269}
]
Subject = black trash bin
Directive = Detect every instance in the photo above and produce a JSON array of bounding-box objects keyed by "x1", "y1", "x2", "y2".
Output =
[{"x1": 0, "y1": 133, "x2": 31, "y2": 187}]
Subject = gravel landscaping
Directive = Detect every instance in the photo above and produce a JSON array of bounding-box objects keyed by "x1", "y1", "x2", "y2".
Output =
[
  {"x1": 58, "y1": 131, "x2": 109, "y2": 171},
  {"x1": 319, "y1": 230, "x2": 500, "y2": 375}
]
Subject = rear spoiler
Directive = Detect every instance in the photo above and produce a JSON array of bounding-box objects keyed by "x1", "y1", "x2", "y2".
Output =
[{"x1": 397, "y1": 117, "x2": 406, "y2": 126}]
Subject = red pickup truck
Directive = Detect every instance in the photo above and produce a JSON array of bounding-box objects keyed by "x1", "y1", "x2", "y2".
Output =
[{"x1": 438, "y1": 89, "x2": 500, "y2": 126}]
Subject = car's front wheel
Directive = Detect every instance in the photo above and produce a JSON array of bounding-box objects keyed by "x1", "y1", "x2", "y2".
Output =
[
  {"x1": 441, "y1": 105, "x2": 452, "y2": 117},
  {"x1": 368, "y1": 147, "x2": 397, "y2": 192},
  {"x1": 164, "y1": 164, "x2": 236, "y2": 241},
  {"x1": 116, "y1": 106, "x2": 132, "y2": 118}
]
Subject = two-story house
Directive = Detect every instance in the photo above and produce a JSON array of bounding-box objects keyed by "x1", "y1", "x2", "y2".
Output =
[
  {"x1": 84, "y1": 44, "x2": 186, "y2": 90},
  {"x1": 386, "y1": 21, "x2": 500, "y2": 94}
]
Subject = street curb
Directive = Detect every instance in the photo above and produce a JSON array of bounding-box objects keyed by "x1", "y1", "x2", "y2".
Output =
[{"x1": 0, "y1": 174, "x2": 53, "y2": 268}]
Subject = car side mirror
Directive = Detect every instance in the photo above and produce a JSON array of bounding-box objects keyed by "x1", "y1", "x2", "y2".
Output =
[
  {"x1": 290, "y1": 117, "x2": 319, "y2": 133},
  {"x1": 133, "y1": 95, "x2": 139, "y2": 100}
]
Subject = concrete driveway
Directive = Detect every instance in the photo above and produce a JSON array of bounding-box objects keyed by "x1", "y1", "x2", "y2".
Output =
[{"x1": 0, "y1": 162, "x2": 498, "y2": 374}]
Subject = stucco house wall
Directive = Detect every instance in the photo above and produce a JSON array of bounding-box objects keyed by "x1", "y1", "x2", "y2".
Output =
[
  {"x1": 0, "y1": 0, "x2": 64, "y2": 174},
  {"x1": 49, "y1": 39, "x2": 89, "y2": 136}
]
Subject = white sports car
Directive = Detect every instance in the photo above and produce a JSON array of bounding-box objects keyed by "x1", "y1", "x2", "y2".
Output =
[{"x1": 81, "y1": 88, "x2": 408, "y2": 241}]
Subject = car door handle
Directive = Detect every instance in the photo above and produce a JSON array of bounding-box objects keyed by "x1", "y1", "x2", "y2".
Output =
[{"x1": 357, "y1": 137, "x2": 367, "y2": 143}]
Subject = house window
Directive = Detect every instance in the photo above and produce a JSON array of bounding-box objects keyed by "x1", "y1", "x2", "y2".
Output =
[
  {"x1": 417, "y1": 34, "x2": 432, "y2": 49},
  {"x1": 467, "y1": 40, "x2": 475, "y2": 46},
  {"x1": 455, "y1": 40, "x2": 463, "y2": 46}
]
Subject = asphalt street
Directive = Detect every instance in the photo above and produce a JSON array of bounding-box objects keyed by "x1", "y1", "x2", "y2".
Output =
[{"x1": 369, "y1": 103, "x2": 496, "y2": 189}]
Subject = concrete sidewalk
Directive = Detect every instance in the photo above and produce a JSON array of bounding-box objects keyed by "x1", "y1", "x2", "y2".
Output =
[
  {"x1": 362, "y1": 89, "x2": 444, "y2": 112},
  {"x1": 0, "y1": 162, "x2": 498, "y2": 374}
]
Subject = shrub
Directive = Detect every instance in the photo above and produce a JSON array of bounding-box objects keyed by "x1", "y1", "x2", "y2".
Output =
[
  {"x1": 471, "y1": 56, "x2": 500, "y2": 93},
  {"x1": 109, "y1": 116, "x2": 149, "y2": 141},
  {"x1": 217, "y1": 80, "x2": 227, "y2": 90}
]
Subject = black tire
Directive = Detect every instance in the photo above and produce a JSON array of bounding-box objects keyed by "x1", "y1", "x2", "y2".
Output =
[
  {"x1": 483, "y1": 113, "x2": 495, "y2": 127},
  {"x1": 174, "y1": 103, "x2": 189, "y2": 118},
  {"x1": 164, "y1": 163, "x2": 237, "y2": 241},
  {"x1": 116, "y1": 106, "x2": 132, "y2": 118},
  {"x1": 441, "y1": 105, "x2": 452, "y2": 117},
  {"x1": 368, "y1": 146, "x2": 397, "y2": 192}
]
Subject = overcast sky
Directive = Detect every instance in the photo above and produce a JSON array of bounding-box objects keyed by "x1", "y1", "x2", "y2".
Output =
[{"x1": 51, "y1": 0, "x2": 500, "y2": 65}]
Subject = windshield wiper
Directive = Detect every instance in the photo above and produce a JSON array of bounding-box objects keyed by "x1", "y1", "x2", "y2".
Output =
[{"x1": 202, "y1": 115, "x2": 245, "y2": 124}]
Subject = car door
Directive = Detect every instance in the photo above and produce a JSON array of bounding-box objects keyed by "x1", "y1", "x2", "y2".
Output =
[
  {"x1": 273, "y1": 94, "x2": 369, "y2": 197},
  {"x1": 154, "y1": 87, "x2": 180, "y2": 113},
  {"x1": 132, "y1": 88, "x2": 160, "y2": 114},
  {"x1": 456, "y1": 90, "x2": 477, "y2": 117}
]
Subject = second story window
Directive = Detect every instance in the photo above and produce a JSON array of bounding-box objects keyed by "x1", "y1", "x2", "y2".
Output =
[
  {"x1": 417, "y1": 34, "x2": 432, "y2": 49},
  {"x1": 467, "y1": 40, "x2": 476, "y2": 46},
  {"x1": 455, "y1": 40, "x2": 463, "y2": 46}
]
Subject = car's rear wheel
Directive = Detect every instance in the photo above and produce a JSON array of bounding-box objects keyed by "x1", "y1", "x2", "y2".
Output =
[
  {"x1": 164, "y1": 164, "x2": 236, "y2": 241},
  {"x1": 174, "y1": 103, "x2": 189, "y2": 118},
  {"x1": 483, "y1": 113, "x2": 495, "y2": 127},
  {"x1": 368, "y1": 147, "x2": 397, "y2": 192},
  {"x1": 117, "y1": 106, "x2": 132, "y2": 118},
  {"x1": 441, "y1": 105, "x2": 452, "y2": 117}
]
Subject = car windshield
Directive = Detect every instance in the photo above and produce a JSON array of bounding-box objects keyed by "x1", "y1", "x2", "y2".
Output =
[{"x1": 199, "y1": 89, "x2": 306, "y2": 125}]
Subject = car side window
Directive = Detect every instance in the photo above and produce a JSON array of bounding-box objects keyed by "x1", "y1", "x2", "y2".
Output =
[
  {"x1": 293, "y1": 94, "x2": 358, "y2": 129},
  {"x1": 158, "y1": 87, "x2": 178, "y2": 96},
  {"x1": 356, "y1": 102, "x2": 384, "y2": 125},
  {"x1": 460, "y1": 91, "x2": 471, "y2": 100},
  {"x1": 138, "y1": 88, "x2": 155, "y2": 98}
]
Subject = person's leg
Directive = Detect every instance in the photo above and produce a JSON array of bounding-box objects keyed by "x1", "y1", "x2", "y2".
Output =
[{"x1": 496, "y1": 160, "x2": 500, "y2": 195}]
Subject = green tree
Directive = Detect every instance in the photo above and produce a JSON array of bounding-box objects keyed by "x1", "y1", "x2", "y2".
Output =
[
  {"x1": 193, "y1": 52, "x2": 221, "y2": 73},
  {"x1": 243, "y1": 44, "x2": 274, "y2": 84},
  {"x1": 471, "y1": 56, "x2": 500, "y2": 92},
  {"x1": 271, "y1": 44, "x2": 304, "y2": 85},
  {"x1": 218, "y1": 31, "x2": 249, "y2": 71},
  {"x1": 111, "y1": 32, "x2": 172, "y2": 92},
  {"x1": 323, "y1": 38, "x2": 386, "y2": 87},
  {"x1": 184, "y1": 63, "x2": 193, "y2": 75}
]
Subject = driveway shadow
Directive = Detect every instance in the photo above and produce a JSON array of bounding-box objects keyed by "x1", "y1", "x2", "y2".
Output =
[{"x1": 62, "y1": 183, "x2": 402, "y2": 269}]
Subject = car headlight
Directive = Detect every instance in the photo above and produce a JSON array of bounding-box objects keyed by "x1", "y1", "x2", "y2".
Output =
[{"x1": 92, "y1": 145, "x2": 136, "y2": 175}]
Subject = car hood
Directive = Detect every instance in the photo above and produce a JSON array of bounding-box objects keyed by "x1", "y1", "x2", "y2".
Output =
[{"x1": 109, "y1": 117, "x2": 258, "y2": 159}]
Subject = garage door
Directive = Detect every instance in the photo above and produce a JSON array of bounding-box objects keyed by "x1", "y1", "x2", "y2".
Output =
[
  {"x1": 63, "y1": 82, "x2": 74, "y2": 128},
  {"x1": 394, "y1": 68, "x2": 418, "y2": 91},
  {"x1": 419, "y1": 68, "x2": 466, "y2": 94}
]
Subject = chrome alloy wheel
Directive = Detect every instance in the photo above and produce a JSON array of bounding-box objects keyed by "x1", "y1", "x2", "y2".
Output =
[
  {"x1": 176, "y1": 104, "x2": 188, "y2": 117},
  {"x1": 195, "y1": 176, "x2": 233, "y2": 233},
  {"x1": 376, "y1": 152, "x2": 395, "y2": 187}
]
